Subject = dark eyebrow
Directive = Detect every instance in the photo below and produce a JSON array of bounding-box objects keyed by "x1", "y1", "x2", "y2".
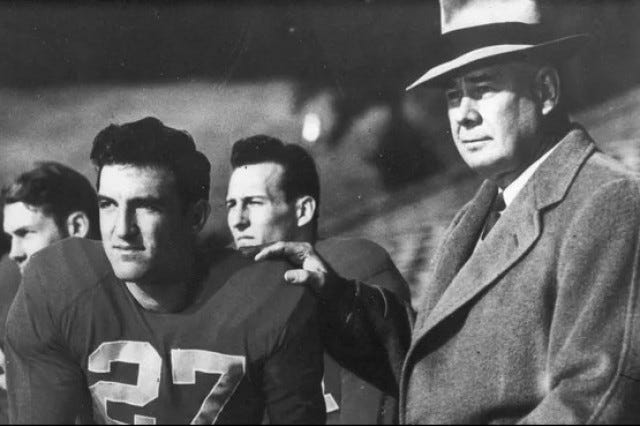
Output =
[
  {"x1": 97, "y1": 194, "x2": 115, "y2": 203},
  {"x1": 128, "y1": 196, "x2": 166, "y2": 208},
  {"x1": 227, "y1": 195, "x2": 269, "y2": 201},
  {"x1": 97, "y1": 194, "x2": 166, "y2": 207}
]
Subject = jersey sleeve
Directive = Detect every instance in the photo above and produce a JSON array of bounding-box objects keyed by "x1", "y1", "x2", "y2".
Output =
[
  {"x1": 262, "y1": 289, "x2": 326, "y2": 424},
  {"x1": 5, "y1": 256, "x2": 92, "y2": 424}
]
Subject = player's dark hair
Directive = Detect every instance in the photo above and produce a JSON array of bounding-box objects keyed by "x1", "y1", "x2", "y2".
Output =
[
  {"x1": 90, "y1": 117, "x2": 211, "y2": 208},
  {"x1": 1, "y1": 161, "x2": 100, "y2": 239},
  {"x1": 230, "y1": 135, "x2": 320, "y2": 220}
]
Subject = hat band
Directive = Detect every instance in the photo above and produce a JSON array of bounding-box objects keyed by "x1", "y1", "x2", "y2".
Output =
[{"x1": 441, "y1": 22, "x2": 546, "y2": 63}]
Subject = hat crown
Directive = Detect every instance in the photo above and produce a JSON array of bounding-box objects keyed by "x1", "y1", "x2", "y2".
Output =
[{"x1": 441, "y1": 0, "x2": 541, "y2": 33}]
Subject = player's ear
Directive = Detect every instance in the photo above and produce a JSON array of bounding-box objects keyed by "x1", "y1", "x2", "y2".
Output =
[
  {"x1": 295, "y1": 195, "x2": 316, "y2": 228},
  {"x1": 65, "y1": 211, "x2": 91, "y2": 238},
  {"x1": 188, "y1": 199, "x2": 211, "y2": 234},
  {"x1": 534, "y1": 66, "x2": 560, "y2": 116}
]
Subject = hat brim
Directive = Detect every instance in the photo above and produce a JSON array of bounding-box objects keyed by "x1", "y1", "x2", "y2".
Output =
[{"x1": 406, "y1": 34, "x2": 590, "y2": 91}]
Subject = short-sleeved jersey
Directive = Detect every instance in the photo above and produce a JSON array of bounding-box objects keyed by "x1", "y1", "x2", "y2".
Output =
[
  {"x1": 0, "y1": 255, "x2": 20, "y2": 424},
  {"x1": 6, "y1": 238, "x2": 325, "y2": 424}
]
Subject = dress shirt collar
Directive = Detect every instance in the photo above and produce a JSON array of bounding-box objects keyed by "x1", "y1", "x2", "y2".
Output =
[{"x1": 502, "y1": 141, "x2": 563, "y2": 207}]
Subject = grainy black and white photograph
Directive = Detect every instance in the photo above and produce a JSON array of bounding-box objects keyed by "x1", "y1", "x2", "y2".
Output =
[{"x1": 0, "y1": 0, "x2": 639, "y2": 424}]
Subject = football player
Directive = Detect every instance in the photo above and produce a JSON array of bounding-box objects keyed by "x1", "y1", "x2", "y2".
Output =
[
  {"x1": 6, "y1": 117, "x2": 325, "y2": 424},
  {"x1": 2, "y1": 161, "x2": 100, "y2": 273},
  {"x1": 0, "y1": 161, "x2": 99, "y2": 423},
  {"x1": 225, "y1": 135, "x2": 410, "y2": 424}
]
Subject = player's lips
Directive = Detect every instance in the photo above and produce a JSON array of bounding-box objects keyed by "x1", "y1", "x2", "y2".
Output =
[
  {"x1": 112, "y1": 245, "x2": 144, "y2": 252},
  {"x1": 460, "y1": 137, "x2": 491, "y2": 144}
]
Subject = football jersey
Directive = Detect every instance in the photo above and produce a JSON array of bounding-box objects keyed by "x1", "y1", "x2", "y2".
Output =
[
  {"x1": 0, "y1": 255, "x2": 20, "y2": 425},
  {"x1": 6, "y1": 238, "x2": 325, "y2": 424}
]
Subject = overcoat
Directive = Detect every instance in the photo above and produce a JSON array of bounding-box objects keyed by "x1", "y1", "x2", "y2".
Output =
[{"x1": 321, "y1": 126, "x2": 640, "y2": 424}]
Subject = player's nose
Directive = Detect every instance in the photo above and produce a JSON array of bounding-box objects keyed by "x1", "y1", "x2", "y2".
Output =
[
  {"x1": 9, "y1": 241, "x2": 27, "y2": 266},
  {"x1": 113, "y1": 207, "x2": 139, "y2": 239},
  {"x1": 230, "y1": 206, "x2": 250, "y2": 232}
]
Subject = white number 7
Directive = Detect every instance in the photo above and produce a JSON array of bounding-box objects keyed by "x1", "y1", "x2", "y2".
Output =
[
  {"x1": 172, "y1": 349, "x2": 246, "y2": 424},
  {"x1": 89, "y1": 341, "x2": 246, "y2": 424}
]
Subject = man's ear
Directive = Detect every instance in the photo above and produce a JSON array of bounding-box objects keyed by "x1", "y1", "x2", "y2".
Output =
[
  {"x1": 65, "y1": 211, "x2": 91, "y2": 238},
  {"x1": 188, "y1": 200, "x2": 211, "y2": 234},
  {"x1": 295, "y1": 196, "x2": 317, "y2": 228},
  {"x1": 534, "y1": 66, "x2": 561, "y2": 116}
]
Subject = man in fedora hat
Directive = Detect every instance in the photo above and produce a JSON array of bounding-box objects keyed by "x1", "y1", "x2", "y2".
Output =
[{"x1": 255, "y1": 0, "x2": 640, "y2": 423}]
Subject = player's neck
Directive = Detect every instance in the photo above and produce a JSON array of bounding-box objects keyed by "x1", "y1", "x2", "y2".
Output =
[
  {"x1": 126, "y1": 281, "x2": 193, "y2": 313},
  {"x1": 125, "y1": 262, "x2": 199, "y2": 313}
]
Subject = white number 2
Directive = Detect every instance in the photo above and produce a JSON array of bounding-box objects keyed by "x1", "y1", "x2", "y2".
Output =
[{"x1": 88, "y1": 341, "x2": 246, "y2": 425}]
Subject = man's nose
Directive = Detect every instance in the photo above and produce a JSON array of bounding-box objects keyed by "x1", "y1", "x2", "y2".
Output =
[
  {"x1": 230, "y1": 206, "x2": 250, "y2": 231},
  {"x1": 114, "y1": 207, "x2": 138, "y2": 239},
  {"x1": 9, "y1": 240, "x2": 27, "y2": 265},
  {"x1": 452, "y1": 96, "x2": 481, "y2": 128}
]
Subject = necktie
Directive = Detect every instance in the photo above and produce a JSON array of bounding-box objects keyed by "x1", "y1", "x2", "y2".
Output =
[{"x1": 481, "y1": 191, "x2": 506, "y2": 240}]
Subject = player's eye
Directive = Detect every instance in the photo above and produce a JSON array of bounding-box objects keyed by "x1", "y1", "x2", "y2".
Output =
[
  {"x1": 225, "y1": 200, "x2": 235, "y2": 210},
  {"x1": 98, "y1": 198, "x2": 114, "y2": 209},
  {"x1": 138, "y1": 202, "x2": 162, "y2": 213}
]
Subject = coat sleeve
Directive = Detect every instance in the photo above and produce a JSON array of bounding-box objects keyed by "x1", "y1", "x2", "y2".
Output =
[
  {"x1": 318, "y1": 278, "x2": 413, "y2": 397},
  {"x1": 520, "y1": 178, "x2": 640, "y2": 424},
  {"x1": 5, "y1": 260, "x2": 91, "y2": 424}
]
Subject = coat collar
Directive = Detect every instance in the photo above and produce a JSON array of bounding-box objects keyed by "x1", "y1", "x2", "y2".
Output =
[
  {"x1": 533, "y1": 125, "x2": 596, "y2": 210},
  {"x1": 399, "y1": 126, "x2": 596, "y2": 420}
]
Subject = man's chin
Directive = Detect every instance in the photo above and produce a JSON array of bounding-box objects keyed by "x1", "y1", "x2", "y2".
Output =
[
  {"x1": 235, "y1": 238, "x2": 259, "y2": 248},
  {"x1": 111, "y1": 264, "x2": 151, "y2": 283},
  {"x1": 236, "y1": 243, "x2": 271, "y2": 258}
]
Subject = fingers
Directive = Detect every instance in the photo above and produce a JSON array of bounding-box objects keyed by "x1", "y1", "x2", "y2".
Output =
[
  {"x1": 284, "y1": 269, "x2": 323, "y2": 294},
  {"x1": 254, "y1": 241, "x2": 313, "y2": 265},
  {"x1": 285, "y1": 269, "x2": 313, "y2": 284},
  {"x1": 253, "y1": 241, "x2": 329, "y2": 295}
]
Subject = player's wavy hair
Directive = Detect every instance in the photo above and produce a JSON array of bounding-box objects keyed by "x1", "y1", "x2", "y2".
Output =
[
  {"x1": 90, "y1": 117, "x2": 211, "y2": 209},
  {"x1": 230, "y1": 135, "x2": 320, "y2": 228},
  {"x1": 1, "y1": 161, "x2": 100, "y2": 239}
]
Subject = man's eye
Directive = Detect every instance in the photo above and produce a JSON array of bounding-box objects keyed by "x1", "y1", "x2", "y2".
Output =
[
  {"x1": 475, "y1": 86, "x2": 494, "y2": 96},
  {"x1": 445, "y1": 90, "x2": 462, "y2": 106},
  {"x1": 445, "y1": 90, "x2": 461, "y2": 101},
  {"x1": 139, "y1": 203, "x2": 161, "y2": 213},
  {"x1": 98, "y1": 200, "x2": 113, "y2": 209}
]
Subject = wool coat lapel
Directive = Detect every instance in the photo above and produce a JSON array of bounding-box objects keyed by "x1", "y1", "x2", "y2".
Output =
[{"x1": 410, "y1": 180, "x2": 496, "y2": 337}]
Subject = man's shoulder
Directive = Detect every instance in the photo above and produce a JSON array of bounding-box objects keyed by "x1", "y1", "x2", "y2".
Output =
[
  {"x1": 0, "y1": 255, "x2": 20, "y2": 295},
  {"x1": 316, "y1": 237, "x2": 392, "y2": 276},
  {"x1": 317, "y1": 237, "x2": 390, "y2": 262},
  {"x1": 560, "y1": 148, "x2": 640, "y2": 212},
  {"x1": 0, "y1": 255, "x2": 21, "y2": 343},
  {"x1": 316, "y1": 237, "x2": 409, "y2": 299},
  {"x1": 22, "y1": 238, "x2": 111, "y2": 302},
  {"x1": 581, "y1": 149, "x2": 640, "y2": 186},
  {"x1": 205, "y1": 252, "x2": 314, "y2": 327}
]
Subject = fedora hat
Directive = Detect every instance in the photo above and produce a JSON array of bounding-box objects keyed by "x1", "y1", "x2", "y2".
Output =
[{"x1": 406, "y1": 0, "x2": 590, "y2": 90}]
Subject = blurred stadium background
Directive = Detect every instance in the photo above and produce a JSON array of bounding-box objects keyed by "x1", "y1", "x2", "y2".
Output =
[{"x1": 1, "y1": 0, "x2": 639, "y2": 297}]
